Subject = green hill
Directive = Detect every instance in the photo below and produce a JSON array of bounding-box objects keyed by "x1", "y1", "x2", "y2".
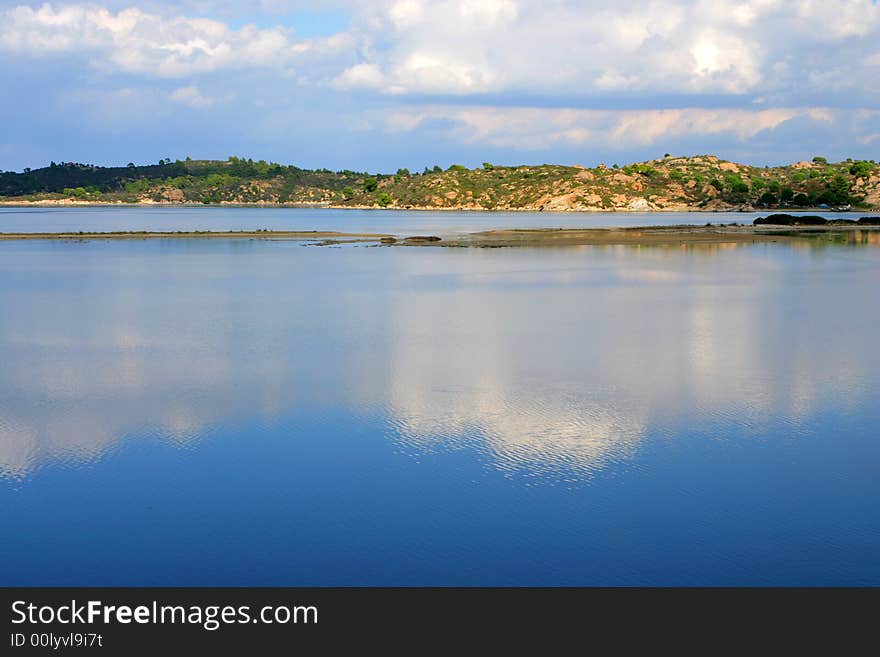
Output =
[{"x1": 2, "y1": 155, "x2": 878, "y2": 211}]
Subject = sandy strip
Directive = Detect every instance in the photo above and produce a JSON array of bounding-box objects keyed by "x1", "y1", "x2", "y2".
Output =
[
  {"x1": 1, "y1": 225, "x2": 877, "y2": 247},
  {"x1": 0, "y1": 230, "x2": 392, "y2": 241}
]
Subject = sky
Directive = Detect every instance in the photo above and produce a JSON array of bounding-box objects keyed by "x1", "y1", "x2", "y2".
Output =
[{"x1": 1, "y1": 0, "x2": 879, "y2": 173}]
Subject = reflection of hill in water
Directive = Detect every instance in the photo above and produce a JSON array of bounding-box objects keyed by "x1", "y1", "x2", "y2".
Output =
[{"x1": 2, "y1": 241, "x2": 879, "y2": 480}]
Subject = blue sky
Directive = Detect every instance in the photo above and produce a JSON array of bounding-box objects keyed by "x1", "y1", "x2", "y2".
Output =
[{"x1": 1, "y1": 0, "x2": 878, "y2": 172}]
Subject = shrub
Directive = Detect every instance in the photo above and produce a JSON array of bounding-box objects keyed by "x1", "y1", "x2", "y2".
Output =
[
  {"x1": 206, "y1": 173, "x2": 235, "y2": 187},
  {"x1": 62, "y1": 187, "x2": 89, "y2": 199},
  {"x1": 376, "y1": 191, "x2": 392, "y2": 207},
  {"x1": 725, "y1": 175, "x2": 749, "y2": 194},
  {"x1": 363, "y1": 177, "x2": 378, "y2": 192},
  {"x1": 812, "y1": 156, "x2": 828, "y2": 164},
  {"x1": 849, "y1": 161, "x2": 873, "y2": 178},
  {"x1": 124, "y1": 179, "x2": 152, "y2": 195},
  {"x1": 758, "y1": 191, "x2": 777, "y2": 206},
  {"x1": 813, "y1": 174, "x2": 854, "y2": 205}
]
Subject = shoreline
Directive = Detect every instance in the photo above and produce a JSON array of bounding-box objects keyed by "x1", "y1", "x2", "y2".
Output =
[
  {"x1": 2, "y1": 225, "x2": 878, "y2": 247},
  {"x1": 1, "y1": 200, "x2": 876, "y2": 214}
]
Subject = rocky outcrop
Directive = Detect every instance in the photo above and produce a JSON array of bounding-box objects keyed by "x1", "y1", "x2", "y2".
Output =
[
  {"x1": 161, "y1": 188, "x2": 185, "y2": 202},
  {"x1": 862, "y1": 175, "x2": 880, "y2": 207},
  {"x1": 626, "y1": 198, "x2": 652, "y2": 211}
]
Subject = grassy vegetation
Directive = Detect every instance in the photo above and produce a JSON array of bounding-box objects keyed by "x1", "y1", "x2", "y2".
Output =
[{"x1": 2, "y1": 154, "x2": 878, "y2": 210}]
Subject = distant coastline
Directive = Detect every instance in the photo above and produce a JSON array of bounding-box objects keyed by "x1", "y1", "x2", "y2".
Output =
[
  {"x1": 1, "y1": 200, "x2": 859, "y2": 214},
  {"x1": 2, "y1": 154, "x2": 877, "y2": 213},
  {"x1": 2, "y1": 199, "x2": 878, "y2": 214}
]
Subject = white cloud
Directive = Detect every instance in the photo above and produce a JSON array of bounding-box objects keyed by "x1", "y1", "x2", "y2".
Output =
[
  {"x1": 2, "y1": 1, "x2": 879, "y2": 165},
  {"x1": 2, "y1": 1, "x2": 879, "y2": 99},
  {"x1": 388, "y1": 0, "x2": 424, "y2": 29},
  {"x1": 793, "y1": 0, "x2": 879, "y2": 38},
  {"x1": 332, "y1": 62, "x2": 383, "y2": 89},
  {"x1": 335, "y1": 0, "x2": 880, "y2": 97},
  {"x1": 382, "y1": 105, "x2": 837, "y2": 150},
  {"x1": 169, "y1": 84, "x2": 216, "y2": 108},
  {"x1": 338, "y1": 2, "x2": 722, "y2": 94},
  {"x1": 0, "y1": 3, "x2": 340, "y2": 77}
]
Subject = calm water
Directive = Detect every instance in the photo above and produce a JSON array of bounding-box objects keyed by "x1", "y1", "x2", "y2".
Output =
[
  {"x1": 1, "y1": 222, "x2": 879, "y2": 585},
  {"x1": 1, "y1": 205, "x2": 875, "y2": 235}
]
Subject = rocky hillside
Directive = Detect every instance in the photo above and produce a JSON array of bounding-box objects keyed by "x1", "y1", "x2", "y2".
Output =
[{"x1": 2, "y1": 155, "x2": 878, "y2": 211}]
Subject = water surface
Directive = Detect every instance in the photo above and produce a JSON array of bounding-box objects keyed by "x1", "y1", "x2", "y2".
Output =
[
  {"x1": 1, "y1": 234, "x2": 878, "y2": 585},
  {"x1": 1, "y1": 205, "x2": 873, "y2": 236}
]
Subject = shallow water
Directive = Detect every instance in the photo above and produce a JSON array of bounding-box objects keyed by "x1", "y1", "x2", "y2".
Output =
[
  {"x1": 1, "y1": 235, "x2": 878, "y2": 585},
  {"x1": 0, "y1": 205, "x2": 873, "y2": 235}
]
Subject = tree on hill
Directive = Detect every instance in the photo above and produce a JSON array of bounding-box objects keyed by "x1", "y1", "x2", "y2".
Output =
[
  {"x1": 720, "y1": 174, "x2": 749, "y2": 202},
  {"x1": 850, "y1": 161, "x2": 873, "y2": 178},
  {"x1": 758, "y1": 191, "x2": 777, "y2": 206}
]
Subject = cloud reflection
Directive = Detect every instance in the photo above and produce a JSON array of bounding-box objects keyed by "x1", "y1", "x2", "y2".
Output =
[
  {"x1": 1, "y1": 239, "x2": 878, "y2": 481},
  {"x1": 383, "y1": 241, "x2": 880, "y2": 477}
]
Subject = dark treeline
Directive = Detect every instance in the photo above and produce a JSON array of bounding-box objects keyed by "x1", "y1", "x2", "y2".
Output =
[
  {"x1": 0, "y1": 161, "x2": 187, "y2": 196},
  {"x1": 0, "y1": 157, "x2": 373, "y2": 198}
]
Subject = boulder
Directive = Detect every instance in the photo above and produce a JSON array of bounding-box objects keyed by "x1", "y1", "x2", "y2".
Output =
[
  {"x1": 753, "y1": 214, "x2": 827, "y2": 225},
  {"x1": 403, "y1": 235, "x2": 442, "y2": 243}
]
